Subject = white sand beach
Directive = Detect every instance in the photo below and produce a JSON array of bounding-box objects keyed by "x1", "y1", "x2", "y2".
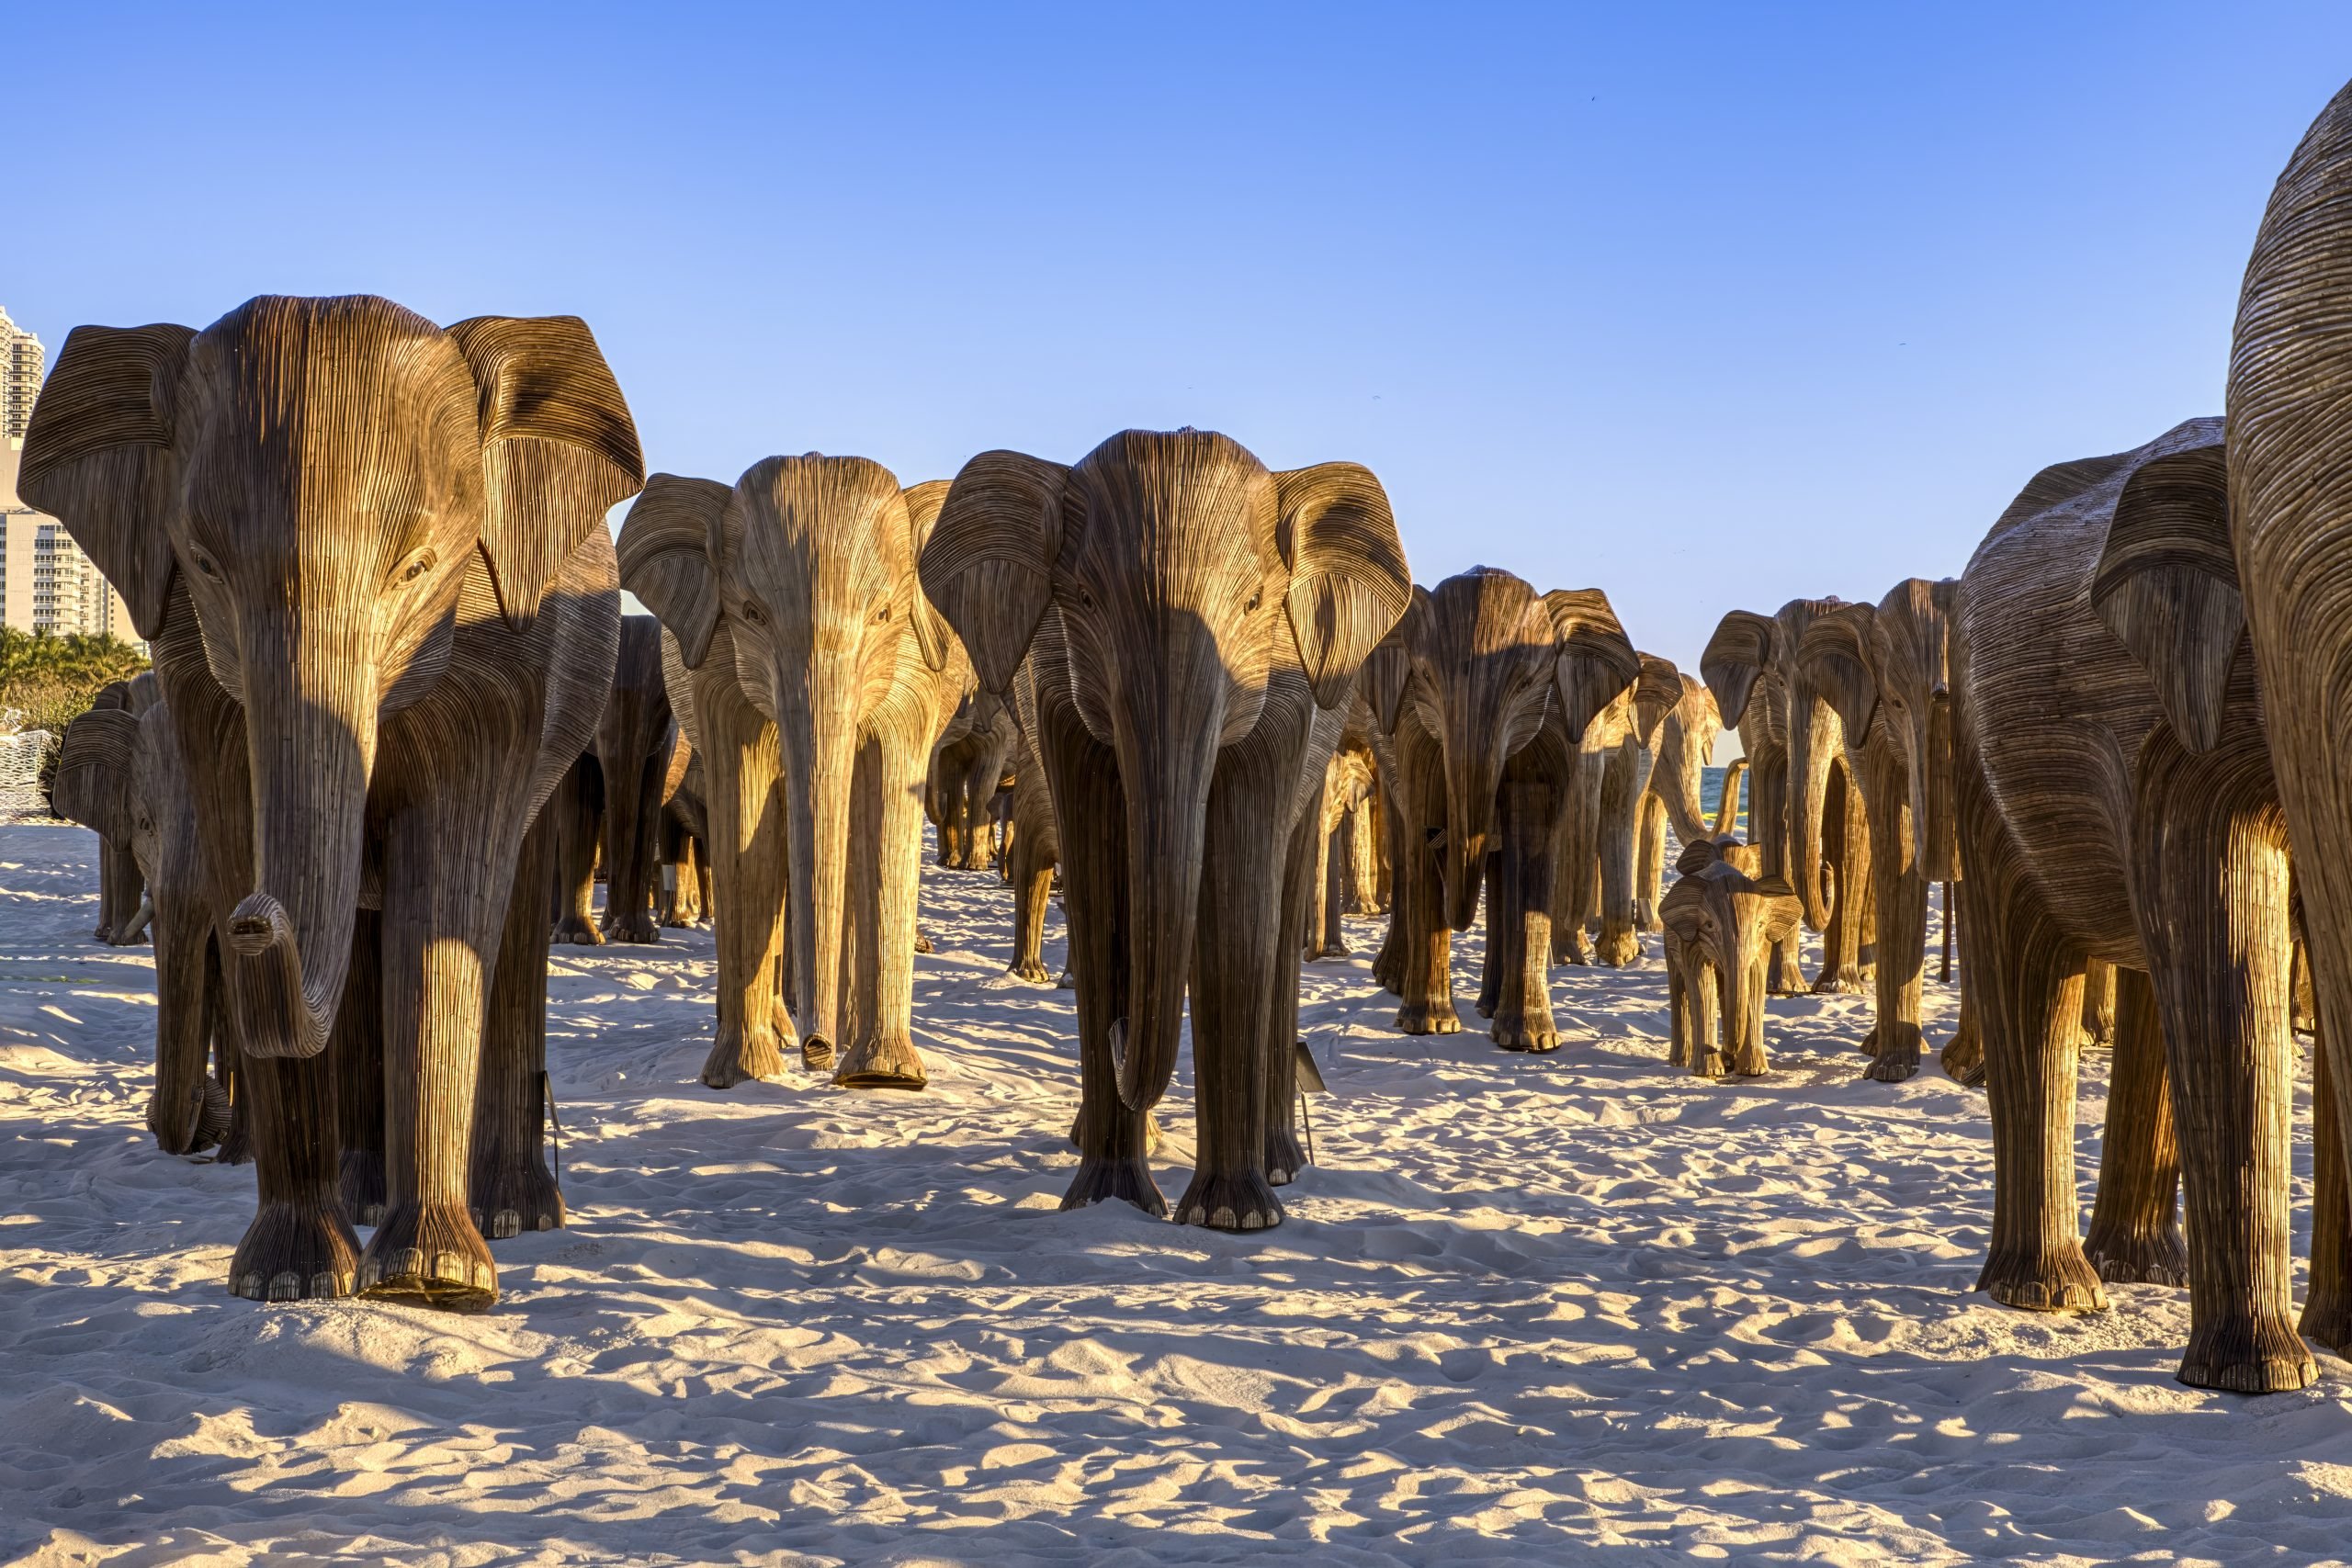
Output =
[{"x1": 3, "y1": 822, "x2": 2347, "y2": 1566}]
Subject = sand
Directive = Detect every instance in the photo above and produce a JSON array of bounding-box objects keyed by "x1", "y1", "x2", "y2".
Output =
[{"x1": 2, "y1": 821, "x2": 2348, "y2": 1566}]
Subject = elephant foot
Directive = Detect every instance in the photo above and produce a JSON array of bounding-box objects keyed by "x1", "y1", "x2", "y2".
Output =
[
  {"x1": 550, "y1": 917, "x2": 603, "y2": 947},
  {"x1": 1725, "y1": 1044, "x2": 1771, "y2": 1077},
  {"x1": 213, "y1": 1090, "x2": 254, "y2": 1168},
  {"x1": 1691, "y1": 1048, "x2": 1728, "y2": 1078},
  {"x1": 1940, "y1": 1031, "x2": 1986, "y2": 1088},
  {"x1": 1394, "y1": 998, "x2": 1463, "y2": 1035},
  {"x1": 608, "y1": 915, "x2": 661, "y2": 945},
  {"x1": 914, "y1": 930, "x2": 936, "y2": 955},
  {"x1": 2083, "y1": 1224, "x2": 2188, "y2": 1290},
  {"x1": 832, "y1": 1032, "x2": 929, "y2": 1091},
  {"x1": 1554, "y1": 934, "x2": 1594, "y2": 967},
  {"x1": 229, "y1": 1196, "x2": 360, "y2": 1303},
  {"x1": 2177, "y1": 1313, "x2": 2315, "y2": 1394},
  {"x1": 152, "y1": 1073, "x2": 231, "y2": 1156},
  {"x1": 469, "y1": 1155, "x2": 564, "y2": 1241},
  {"x1": 1264, "y1": 1120, "x2": 1308, "y2": 1187},
  {"x1": 1593, "y1": 931, "x2": 1640, "y2": 968},
  {"x1": 1008, "y1": 959, "x2": 1052, "y2": 983},
  {"x1": 338, "y1": 1148, "x2": 388, "y2": 1229},
  {"x1": 1861, "y1": 1024, "x2": 1923, "y2": 1083},
  {"x1": 1173, "y1": 1167, "x2": 1283, "y2": 1232},
  {"x1": 357, "y1": 1200, "x2": 499, "y2": 1313},
  {"x1": 1055, "y1": 969, "x2": 1074, "y2": 989},
  {"x1": 701, "y1": 1023, "x2": 791, "y2": 1090},
  {"x1": 1069, "y1": 1108, "x2": 1162, "y2": 1156},
  {"x1": 1060, "y1": 1155, "x2": 1167, "y2": 1218},
  {"x1": 1977, "y1": 1244, "x2": 2107, "y2": 1314},
  {"x1": 1768, "y1": 953, "x2": 1808, "y2": 996},
  {"x1": 1490, "y1": 1010, "x2": 1561, "y2": 1053},
  {"x1": 1371, "y1": 950, "x2": 1404, "y2": 995},
  {"x1": 2299, "y1": 1292, "x2": 2352, "y2": 1359},
  {"x1": 1813, "y1": 964, "x2": 1867, "y2": 996},
  {"x1": 1306, "y1": 940, "x2": 1351, "y2": 961}
]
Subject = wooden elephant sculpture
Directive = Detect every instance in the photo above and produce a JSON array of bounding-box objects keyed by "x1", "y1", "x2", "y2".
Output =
[
  {"x1": 1793, "y1": 581, "x2": 1964, "y2": 1083},
  {"x1": 592, "y1": 615, "x2": 677, "y2": 943},
  {"x1": 1549, "y1": 659, "x2": 1681, "y2": 968},
  {"x1": 23, "y1": 295, "x2": 636, "y2": 1310},
  {"x1": 1704, "y1": 599, "x2": 1873, "y2": 995},
  {"x1": 1393, "y1": 569, "x2": 1645, "y2": 1050},
  {"x1": 1955, "y1": 414, "x2": 2304, "y2": 1393},
  {"x1": 1659, "y1": 836, "x2": 1801, "y2": 1077},
  {"x1": 77, "y1": 678, "x2": 153, "y2": 947},
  {"x1": 622, "y1": 458, "x2": 974, "y2": 1091},
  {"x1": 54, "y1": 678, "x2": 232, "y2": 1155},
  {"x1": 929, "y1": 689, "x2": 1019, "y2": 871},
  {"x1": 920, "y1": 431, "x2": 1412, "y2": 1228}
]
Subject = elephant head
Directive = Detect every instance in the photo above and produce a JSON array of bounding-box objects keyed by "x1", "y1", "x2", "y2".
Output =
[
  {"x1": 1646, "y1": 672, "x2": 1724, "y2": 844},
  {"x1": 1399, "y1": 569, "x2": 1641, "y2": 932},
  {"x1": 917, "y1": 430, "x2": 1412, "y2": 1111},
  {"x1": 1660, "y1": 836, "x2": 1802, "y2": 1060},
  {"x1": 619, "y1": 457, "x2": 953, "y2": 1062},
  {"x1": 20, "y1": 297, "x2": 643, "y2": 1060},
  {"x1": 1794, "y1": 580, "x2": 1960, "y2": 883},
  {"x1": 1700, "y1": 598, "x2": 1846, "y2": 929}
]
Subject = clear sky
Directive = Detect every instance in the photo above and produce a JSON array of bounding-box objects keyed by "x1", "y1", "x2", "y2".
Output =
[{"x1": 13, "y1": 3, "x2": 2352, "y2": 741}]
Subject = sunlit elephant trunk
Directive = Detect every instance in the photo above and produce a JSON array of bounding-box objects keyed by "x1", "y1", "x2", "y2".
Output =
[
  {"x1": 1111, "y1": 632, "x2": 1227, "y2": 1113},
  {"x1": 782, "y1": 648, "x2": 860, "y2": 1064},
  {"x1": 224, "y1": 617, "x2": 372, "y2": 1061},
  {"x1": 1789, "y1": 685, "x2": 1839, "y2": 931}
]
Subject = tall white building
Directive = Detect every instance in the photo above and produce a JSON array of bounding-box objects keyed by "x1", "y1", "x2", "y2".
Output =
[{"x1": 0, "y1": 309, "x2": 140, "y2": 646}]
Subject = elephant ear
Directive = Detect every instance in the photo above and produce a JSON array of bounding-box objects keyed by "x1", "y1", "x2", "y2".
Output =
[
  {"x1": 2089, "y1": 430, "x2": 2241, "y2": 754},
  {"x1": 616, "y1": 474, "x2": 730, "y2": 669},
  {"x1": 17, "y1": 323, "x2": 196, "y2": 641},
  {"x1": 1543, "y1": 588, "x2": 1641, "y2": 742},
  {"x1": 900, "y1": 479, "x2": 957, "y2": 673},
  {"x1": 1631, "y1": 654, "x2": 1682, "y2": 747},
  {"x1": 446, "y1": 315, "x2": 646, "y2": 627},
  {"x1": 920, "y1": 450, "x2": 1069, "y2": 696},
  {"x1": 1756, "y1": 876, "x2": 1804, "y2": 943},
  {"x1": 1700, "y1": 610, "x2": 1777, "y2": 730},
  {"x1": 1794, "y1": 604, "x2": 1880, "y2": 738},
  {"x1": 1675, "y1": 835, "x2": 1730, "y2": 877},
  {"x1": 1659, "y1": 874, "x2": 1707, "y2": 944},
  {"x1": 53, "y1": 707, "x2": 141, "y2": 846},
  {"x1": 1273, "y1": 463, "x2": 1414, "y2": 710}
]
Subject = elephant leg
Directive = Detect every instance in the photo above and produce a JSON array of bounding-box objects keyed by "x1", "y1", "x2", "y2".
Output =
[
  {"x1": 1550, "y1": 767, "x2": 1596, "y2": 967},
  {"x1": 832, "y1": 731, "x2": 930, "y2": 1091},
  {"x1": 602, "y1": 751, "x2": 664, "y2": 945},
  {"x1": 96, "y1": 837, "x2": 116, "y2": 942},
  {"x1": 1667, "y1": 946, "x2": 1691, "y2": 1069},
  {"x1": 2081, "y1": 957, "x2": 2118, "y2": 1050},
  {"x1": 1318, "y1": 816, "x2": 1350, "y2": 958},
  {"x1": 1941, "y1": 981, "x2": 1986, "y2": 1088},
  {"x1": 2081, "y1": 966, "x2": 2185, "y2": 1288},
  {"x1": 1048, "y1": 717, "x2": 1161, "y2": 1216},
  {"x1": 1815, "y1": 766, "x2": 1869, "y2": 995},
  {"x1": 1371, "y1": 779, "x2": 1410, "y2": 991},
  {"x1": 1860, "y1": 750, "x2": 1927, "y2": 1082},
  {"x1": 1262, "y1": 799, "x2": 1322, "y2": 1186},
  {"x1": 359, "y1": 788, "x2": 524, "y2": 1312},
  {"x1": 1008, "y1": 833, "x2": 1055, "y2": 983},
  {"x1": 1475, "y1": 847, "x2": 1505, "y2": 1019},
  {"x1": 210, "y1": 951, "x2": 253, "y2": 1167},
  {"x1": 227, "y1": 1050, "x2": 359, "y2": 1302},
  {"x1": 2301, "y1": 1027, "x2": 2352, "y2": 1355},
  {"x1": 1754, "y1": 759, "x2": 1806, "y2": 995},
  {"x1": 1489, "y1": 768, "x2": 1561, "y2": 1052},
  {"x1": 1303, "y1": 807, "x2": 1333, "y2": 962},
  {"x1": 333, "y1": 911, "x2": 388, "y2": 1228},
  {"x1": 1634, "y1": 792, "x2": 1667, "y2": 933},
  {"x1": 1962, "y1": 761, "x2": 2103, "y2": 1314},
  {"x1": 696, "y1": 668, "x2": 795, "y2": 1089},
  {"x1": 1940, "y1": 882, "x2": 1954, "y2": 982},
  {"x1": 2130, "y1": 739, "x2": 2309, "y2": 1393},
  {"x1": 469, "y1": 808, "x2": 564, "y2": 1238},
  {"x1": 549, "y1": 757, "x2": 603, "y2": 946},
  {"x1": 1725, "y1": 953, "x2": 1767, "y2": 1077},
  {"x1": 1177, "y1": 752, "x2": 1285, "y2": 1234},
  {"x1": 1393, "y1": 725, "x2": 1461, "y2": 1034},
  {"x1": 1593, "y1": 742, "x2": 1640, "y2": 967}
]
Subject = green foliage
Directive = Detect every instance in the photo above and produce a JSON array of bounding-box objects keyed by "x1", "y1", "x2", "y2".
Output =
[{"x1": 0, "y1": 630, "x2": 151, "y2": 737}]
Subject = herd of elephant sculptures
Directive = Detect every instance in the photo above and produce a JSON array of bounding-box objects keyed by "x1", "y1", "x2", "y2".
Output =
[{"x1": 24, "y1": 80, "x2": 2352, "y2": 1406}]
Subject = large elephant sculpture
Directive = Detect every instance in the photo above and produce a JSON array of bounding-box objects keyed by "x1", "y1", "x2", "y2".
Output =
[
  {"x1": 54, "y1": 678, "x2": 231, "y2": 1154},
  {"x1": 22, "y1": 295, "x2": 636, "y2": 1310},
  {"x1": 2228, "y1": 75, "x2": 2352, "y2": 1364},
  {"x1": 1955, "y1": 414, "x2": 2306, "y2": 1393},
  {"x1": 1792, "y1": 580, "x2": 1963, "y2": 1082},
  {"x1": 1704, "y1": 599, "x2": 1872, "y2": 994},
  {"x1": 621, "y1": 458, "x2": 973, "y2": 1090},
  {"x1": 919, "y1": 430, "x2": 1412, "y2": 1229}
]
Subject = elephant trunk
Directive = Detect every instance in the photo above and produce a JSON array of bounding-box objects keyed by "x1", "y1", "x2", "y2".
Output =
[
  {"x1": 1654, "y1": 719, "x2": 1712, "y2": 844},
  {"x1": 1442, "y1": 742, "x2": 1504, "y2": 933},
  {"x1": 225, "y1": 623, "x2": 371, "y2": 1060},
  {"x1": 783, "y1": 654, "x2": 859, "y2": 1061},
  {"x1": 1789, "y1": 686, "x2": 1839, "y2": 931},
  {"x1": 1716, "y1": 900, "x2": 1755, "y2": 1061},
  {"x1": 1111, "y1": 643, "x2": 1227, "y2": 1113},
  {"x1": 1713, "y1": 757, "x2": 1747, "y2": 837},
  {"x1": 1921, "y1": 694, "x2": 1958, "y2": 884}
]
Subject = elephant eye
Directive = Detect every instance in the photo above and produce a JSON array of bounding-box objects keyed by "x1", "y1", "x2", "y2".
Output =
[
  {"x1": 874, "y1": 603, "x2": 892, "y2": 623},
  {"x1": 1246, "y1": 591, "x2": 1262, "y2": 613},
  {"x1": 397, "y1": 549, "x2": 437, "y2": 585},
  {"x1": 741, "y1": 601, "x2": 767, "y2": 627},
  {"x1": 191, "y1": 552, "x2": 224, "y2": 581}
]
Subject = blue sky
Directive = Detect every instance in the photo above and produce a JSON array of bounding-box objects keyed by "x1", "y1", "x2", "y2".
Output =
[{"x1": 13, "y1": 3, "x2": 2352, "y2": 725}]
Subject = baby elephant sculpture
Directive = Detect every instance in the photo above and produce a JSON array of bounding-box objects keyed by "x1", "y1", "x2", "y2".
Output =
[{"x1": 1659, "y1": 837, "x2": 1802, "y2": 1077}]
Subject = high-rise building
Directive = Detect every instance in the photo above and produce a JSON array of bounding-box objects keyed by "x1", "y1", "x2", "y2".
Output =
[
  {"x1": 0, "y1": 307, "x2": 42, "y2": 441},
  {"x1": 0, "y1": 309, "x2": 141, "y2": 648}
]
